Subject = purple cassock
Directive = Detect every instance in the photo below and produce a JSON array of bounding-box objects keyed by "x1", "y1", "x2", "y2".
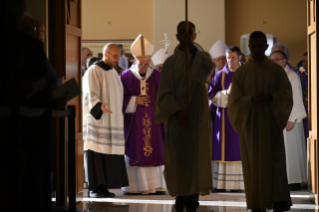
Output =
[
  {"x1": 120, "y1": 69, "x2": 165, "y2": 167},
  {"x1": 208, "y1": 64, "x2": 240, "y2": 162}
]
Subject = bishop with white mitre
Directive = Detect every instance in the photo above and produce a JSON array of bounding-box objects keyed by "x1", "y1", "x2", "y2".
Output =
[{"x1": 120, "y1": 35, "x2": 166, "y2": 194}]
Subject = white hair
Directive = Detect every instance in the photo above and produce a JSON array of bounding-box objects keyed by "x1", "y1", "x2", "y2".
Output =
[{"x1": 271, "y1": 43, "x2": 290, "y2": 61}]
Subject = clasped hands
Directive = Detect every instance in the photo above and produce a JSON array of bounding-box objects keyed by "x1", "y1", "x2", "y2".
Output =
[
  {"x1": 177, "y1": 111, "x2": 189, "y2": 128},
  {"x1": 251, "y1": 92, "x2": 272, "y2": 104},
  {"x1": 136, "y1": 95, "x2": 148, "y2": 106}
]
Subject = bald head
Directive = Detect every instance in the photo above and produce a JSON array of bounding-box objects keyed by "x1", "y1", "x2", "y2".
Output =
[
  {"x1": 103, "y1": 44, "x2": 121, "y2": 67},
  {"x1": 103, "y1": 43, "x2": 119, "y2": 54}
]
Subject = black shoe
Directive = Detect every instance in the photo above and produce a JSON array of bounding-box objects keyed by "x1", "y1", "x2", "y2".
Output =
[
  {"x1": 101, "y1": 190, "x2": 115, "y2": 197},
  {"x1": 175, "y1": 197, "x2": 185, "y2": 212},
  {"x1": 289, "y1": 183, "x2": 301, "y2": 191},
  {"x1": 148, "y1": 191, "x2": 166, "y2": 195},
  {"x1": 252, "y1": 210, "x2": 266, "y2": 212},
  {"x1": 301, "y1": 184, "x2": 308, "y2": 190},
  {"x1": 101, "y1": 192, "x2": 115, "y2": 197},
  {"x1": 230, "y1": 189, "x2": 242, "y2": 192},
  {"x1": 88, "y1": 189, "x2": 102, "y2": 198},
  {"x1": 212, "y1": 188, "x2": 226, "y2": 192},
  {"x1": 156, "y1": 191, "x2": 166, "y2": 195},
  {"x1": 97, "y1": 186, "x2": 116, "y2": 197},
  {"x1": 273, "y1": 201, "x2": 290, "y2": 212}
]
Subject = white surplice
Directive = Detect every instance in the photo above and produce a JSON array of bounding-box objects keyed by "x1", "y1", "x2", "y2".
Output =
[
  {"x1": 121, "y1": 156, "x2": 166, "y2": 193},
  {"x1": 283, "y1": 65, "x2": 307, "y2": 184},
  {"x1": 82, "y1": 64, "x2": 125, "y2": 155},
  {"x1": 211, "y1": 161, "x2": 244, "y2": 190}
]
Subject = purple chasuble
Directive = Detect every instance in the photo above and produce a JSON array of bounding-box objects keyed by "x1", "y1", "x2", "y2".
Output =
[
  {"x1": 121, "y1": 69, "x2": 165, "y2": 167},
  {"x1": 208, "y1": 68, "x2": 219, "y2": 111},
  {"x1": 287, "y1": 62, "x2": 299, "y2": 74},
  {"x1": 208, "y1": 64, "x2": 240, "y2": 162}
]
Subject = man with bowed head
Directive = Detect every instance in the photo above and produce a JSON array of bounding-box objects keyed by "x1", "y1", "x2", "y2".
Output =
[
  {"x1": 156, "y1": 21, "x2": 213, "y2": 212},
  {"x1": 228, "y1": 31, "x2": 293, "y2": 212},
  {"x1": 270, "y1": 50, "x2": 307, "y2": 191}
]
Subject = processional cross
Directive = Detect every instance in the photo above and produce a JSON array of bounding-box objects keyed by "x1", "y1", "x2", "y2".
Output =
[{"x1": 159, "y1": 33, "x2": 173, "y2": 58}]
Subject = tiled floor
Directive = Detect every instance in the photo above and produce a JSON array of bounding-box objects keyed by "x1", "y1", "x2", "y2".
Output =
[{"x1": 72, "y1": 189, "x2": 319, "y2": 212}]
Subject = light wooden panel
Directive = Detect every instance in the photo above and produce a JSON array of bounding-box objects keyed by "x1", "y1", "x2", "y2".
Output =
[
  {"x1": 310, "y1": 34, "x2": 317, "y2": 131},
  {"x1": 308, "y1": 0, "x2": 319, "y2": 205}
]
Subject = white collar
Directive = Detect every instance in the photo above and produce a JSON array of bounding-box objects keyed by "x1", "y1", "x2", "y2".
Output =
[{"x1": 284, "y1": 64, "x2": 292, "y2": 72}]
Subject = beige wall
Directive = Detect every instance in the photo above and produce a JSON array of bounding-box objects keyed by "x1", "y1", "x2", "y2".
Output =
[
  {"x1": 225, "y1": 0, "x2": 307, "y2": 66},
  {"x1": 82, "y1": 0, "x2": 225, "y2": 55},
  {"x1": 82, "y1": 0, "x2": 153, "y2": 42},
  {"x1": 153, "y1": 0, "x2": 225, "y2": 53},
  {"x1": 82, "y1": 0, "x2": 306, "y2": 65}
]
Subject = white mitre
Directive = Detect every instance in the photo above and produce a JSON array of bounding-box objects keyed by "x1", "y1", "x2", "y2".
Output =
[
  {"x1": 151, "y1": 48, "x2": 171, "y2": 66},
  {"x1": 131, "y1": 34, "x2": 154, "y2": 60},
  {"x1": 209, "y1": 40, "x2": 228, "y2": 59}
]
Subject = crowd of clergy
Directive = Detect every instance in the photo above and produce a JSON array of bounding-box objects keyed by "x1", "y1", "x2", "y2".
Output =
[
  {"x1": 4, "y1": 0, "x2": 308, "y2": 210},
  {"x1": 82, "y1": 21, "x2": 308, "y2": 212}
]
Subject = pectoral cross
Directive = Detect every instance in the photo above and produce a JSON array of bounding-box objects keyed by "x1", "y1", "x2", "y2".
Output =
[
  {"x1": 141, "y1": 77, "x2": 148, "y2": 107},
  {"x1": 159, "y1": 33, "x2": 172, "y2": 58}
]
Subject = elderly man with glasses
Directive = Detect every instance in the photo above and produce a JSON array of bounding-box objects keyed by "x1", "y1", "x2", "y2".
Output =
[
  {"x1": 120, "y1": 35, "x2": 166, "y2": 195},
  {"x1": 270, "y1": 50, "x2": 307, "y2": 191}
]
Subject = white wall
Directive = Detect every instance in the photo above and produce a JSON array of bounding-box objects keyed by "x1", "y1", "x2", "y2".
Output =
[{"x1": 153, "y1": 0, "x2": 225, "y2": 53}]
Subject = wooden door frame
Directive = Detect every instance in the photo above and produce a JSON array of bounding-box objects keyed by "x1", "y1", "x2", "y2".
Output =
[
  {"x1": 308, "y1": 0, "x2": 319, "y2": 204},
  {"x1": 48, "y1": 0, "x2": 84, "y2": 205}
]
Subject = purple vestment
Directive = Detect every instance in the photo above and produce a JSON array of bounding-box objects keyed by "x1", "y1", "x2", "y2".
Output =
[
  {"x1": 208, "y1": 64, "x2": 240, "y2": 162},
  {"x1": 210, "y1": 68, "x2": 218, "y2": 81},
  {"x1": 121, "y1": 69, "x2": 165, "y2": 167},
  {"x1": 209, "y1": 68, "x2": 219, "y2": 111},
  {"x1": 298, "y1": 70, "x2": 309, "y2": 140},
  {"x1": 287, "y1": 62, "x2": 299, "y2": 73}
]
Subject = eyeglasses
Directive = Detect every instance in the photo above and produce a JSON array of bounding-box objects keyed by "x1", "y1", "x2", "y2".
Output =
[
  {"x1": 107, "y1": 52, "x2": 121, "y2": 59},
  {"x1": 138, "y1": 63, "x2": 150, "y2": 68}
]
